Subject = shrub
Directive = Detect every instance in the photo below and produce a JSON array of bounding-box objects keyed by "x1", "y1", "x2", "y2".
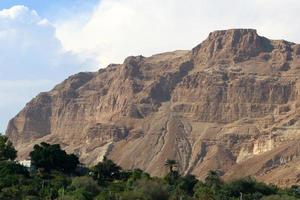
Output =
[
  {"x1": 0, "y1": 136, "x2": 17, "y2": 161},
  {"x1": 29, "y1": 142, "x2": 79, "y2": 173}
]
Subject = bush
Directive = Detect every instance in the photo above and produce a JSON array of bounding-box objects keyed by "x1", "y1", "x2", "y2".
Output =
[
  {"x1": 262, "y1": 194, "x2": 299, "y2": 200},
  {"x1": 137, "y1": 179, "x2": 169, "y2": 200},
  {"x1": 57, "y1": 176, "x2": 101, "y2": 200},
  {"x1": 1, "y1": 140, "x2": 300, "y2": 200},
  {"x1": 91, "y1": 156, "x2": 122, "y2": 185},
  {"x1": 193, "y1": 182, "x2": 215, "y2": 200},
  {"x1": 221, "y1": 177, "x2": 278, "y2": 199},
  {"x1": 70, "y1": 176, "x2": 101, "y2": 196},
  {"x1": 30, "y1": 142, "x2": 79, "y2": 173},
  {"x1": 119, "y1": 191, "x2": 145, "y2": 200},
  {"x1": 0, "y1": 161, "x2": 29, "y2": 177},
  {"x1": 0, "y1": 136, "x2": 17, "y2": 161}
]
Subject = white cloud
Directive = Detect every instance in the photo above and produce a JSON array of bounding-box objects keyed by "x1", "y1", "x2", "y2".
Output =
[
  {"x1": 0, "y1": 5, "x2": 94, "y2": 132},
  {"x1": 56, "y1": 0, "x2": 300, "y2": 68},
  {"x1": 0, "y1": 5, "x2": 37, "y2": 19},
  {"x1": 0, "y1": 5, "x2": 97, "y2": 80},
  {"x1": 2, "y1": 1, "x2": 300, "y2": 131}
]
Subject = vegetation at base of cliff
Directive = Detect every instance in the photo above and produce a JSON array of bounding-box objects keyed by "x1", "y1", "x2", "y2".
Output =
[
  {"x1": 30, "y1": 142, "x2": 79, "y2": 173},
  {"x1": 0, "y1": 135, "x2": 299, "y2": 200},
  {"x1": 0, "y1": 135, "x2": 17, "y2": 161}
]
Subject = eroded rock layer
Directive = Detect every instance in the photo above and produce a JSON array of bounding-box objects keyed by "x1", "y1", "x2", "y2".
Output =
[{"x1": 6, "y1": 29, "x2": 300, "y2": 186}]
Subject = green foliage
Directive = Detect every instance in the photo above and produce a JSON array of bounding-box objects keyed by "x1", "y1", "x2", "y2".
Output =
[
  {"x1": 204, "y1": 170, "x2": 223, "y2": 189},
  {"x1": 177, "y1": 174, "x2": 198, "y2": 195},
  {"x1": 261, "y1": 194, "x2": 299, "y2": 200},
  {"x1": 126, "y1": 169, "x2": 150, "y2": 190},
  {"x1": 119, "y1": 191, "x2": 145, "y2": 200},
  {"x1": 219, "y1": 177, "x2": 278, "y2": 199},
  {"x1": 194, "y1": 182, "x2": 215, "y2": 200},
  {"x1": 261, "y1": 195, "x2": 299, "y2": 200},
  {"x1": 135, "y1": 179, "x2": 170, "y2": 200},
  {"x1": 283, "y1": 185, "x2": 300, "y2": 198},
  {"x1": 0, "y1": 161, "x2": 29, "y2": 190},
  {"x1": 41, "y1": 171, "x2": 71, "y2": 199},
  {"x1": 0, "y1": 142, "x2": 299, "y2": 200},
  {"x1": 0, "y1": 135, "x2": 17, "y2": 161},
  {"x1": 67, "y1": 176, "x2": 101, "y2": 198},
  {"x1": 29, "y1": 142, "x2": 79, "y2": 173},
  {"x1": 165, "y1": 171, "x2": 181, "y2": 185},
  {"x1": 0, "y1": 160, "x2": 29, "y2": 177},
  {"x1": 91, "y1": 156, "x2": 123, "y2": 185},
  {"x1": 0, "y1": 161, "x2": 40, "y2": 199}
]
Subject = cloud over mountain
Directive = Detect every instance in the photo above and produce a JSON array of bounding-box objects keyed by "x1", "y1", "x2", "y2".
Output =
[
  {"x1": 0, "y1": 5, "x2": 93, "y2": 132},
  {"x1": 1, "y1": 0, "x2": 300, "y2": 132},
  {"x1": 56, "y1": 0, "x2": 300, "y2": 68}
]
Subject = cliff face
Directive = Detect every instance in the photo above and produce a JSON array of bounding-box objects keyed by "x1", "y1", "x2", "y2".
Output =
[{"x1": 6, "y1": 29, "x2": 300, "y2": 186}]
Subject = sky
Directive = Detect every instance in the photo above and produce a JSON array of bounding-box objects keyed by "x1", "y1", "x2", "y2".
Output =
[{"x1": 0, "y1": 0, "x2": 300, "y2": 133}]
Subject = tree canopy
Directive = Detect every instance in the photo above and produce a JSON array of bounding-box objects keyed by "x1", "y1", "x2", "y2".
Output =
[
  {"x1": 91, "y1": 156, "x2": 123, "y2": 185},
  {"x1": 29, "y1": 142, "x2": 79, "y2": 173},
  {"x1": 0, "y1": 141, "x2": 300, "y2": 200},
  {"x1": 0, "y1": 135, "x2": 17, "y2": 161}
]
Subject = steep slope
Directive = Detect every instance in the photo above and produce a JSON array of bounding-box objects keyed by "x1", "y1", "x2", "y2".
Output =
[{"x1": 6, "y1": 29, "x2": 300, "y2": 186}]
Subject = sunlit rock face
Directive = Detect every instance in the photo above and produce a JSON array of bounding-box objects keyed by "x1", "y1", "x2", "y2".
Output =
[{"x1": 6, "y1": 29, "x2": 300, "y2": 186}]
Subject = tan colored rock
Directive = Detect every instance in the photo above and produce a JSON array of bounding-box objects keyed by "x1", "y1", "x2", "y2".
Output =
[{"x1": 6, "y1": 29, "x2": 300, "y2": 186}]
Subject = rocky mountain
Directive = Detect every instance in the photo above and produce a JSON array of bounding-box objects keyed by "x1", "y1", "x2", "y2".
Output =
[{"x1": 6, "y1": 29, "x2": 300, "y2": 186}]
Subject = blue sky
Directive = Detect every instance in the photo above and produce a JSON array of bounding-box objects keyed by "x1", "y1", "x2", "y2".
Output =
[
  {"x1": 0, "y1": 0, "x2": 99, "y2": 20},
  {"x1": 0, "y1": 0, "x2": 100, "y2": 133},
  {"x1": 0, "y1": 0, "x2": 300, "y2": 133}
]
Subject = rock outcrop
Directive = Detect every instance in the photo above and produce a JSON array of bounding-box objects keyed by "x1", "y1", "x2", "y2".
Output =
[{"x1": 6, "y1": 29, "x2": 300, "y2": 186}]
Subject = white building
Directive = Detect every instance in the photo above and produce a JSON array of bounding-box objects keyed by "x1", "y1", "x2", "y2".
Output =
[{"x1": 18, "y1": 160, "x2": 32, "y2": 169}]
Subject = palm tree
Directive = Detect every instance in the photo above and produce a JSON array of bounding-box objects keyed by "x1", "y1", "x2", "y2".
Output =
[{"x1": 164, "y1": 159, "x2": 177, "y2": 173}]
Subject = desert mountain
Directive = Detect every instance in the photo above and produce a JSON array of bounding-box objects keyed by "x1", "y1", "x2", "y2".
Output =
[{"x1": 6, "y1": 29, "x2": 300, "y2": 186}]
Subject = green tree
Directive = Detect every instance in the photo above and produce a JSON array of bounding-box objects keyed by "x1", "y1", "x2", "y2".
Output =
[
  {"x1": 119, "y1": 191, "x2": 144, "y2": 200},
  {"x1": 137, "y1": 179, "x2": 169, "y2": 200},
  {"x1": 0, "y1": 161, "x2": 29, "y2": 178},
  {"x1": 164, "y1": 170, "x2": 180, "y2": 186},
  {"x1": 283, "y1": 185, "x2": 300, "y2": 198},
  {"x1": 70, "y1": 176, "x2": 101, "y2": 196},
  {"x1": 59, "y1": 176, "x2": 100, "y2": 200},
  {"x1": 0, "y1": 160, "x2": 31, "y2": 199},
  {"x1": 91, "y1": 156, "x2": 122, "y2": 185},
  {"x1": 205, "y1": 170, "x2": 222, "y2": 189},
  {"x1": 262, "y1": 195, "x2": 299, "y2": 200},
  {"x1": 126, "y1": 169, "x2": 150, "y2": 190},
  {"x1": 0, "y1": 135, "x2": 17, "y2": 161},
  {"x1": 194, "y1": 182, "x2": 215, "y2": 200},
  {"x1": 220, "y1": 176, "x2": 277, "y2": 199},
  {"x1": 29, "y1": 142, "x2": 79, "y2": 173},
  {"x1": 177, "y1": 174, "x2": 198, "y2": 195}
]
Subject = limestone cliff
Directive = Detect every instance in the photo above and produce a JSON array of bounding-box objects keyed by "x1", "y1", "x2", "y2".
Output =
[{"x1": 6, "y1": 29, "x2": 300, "y2": 186}]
